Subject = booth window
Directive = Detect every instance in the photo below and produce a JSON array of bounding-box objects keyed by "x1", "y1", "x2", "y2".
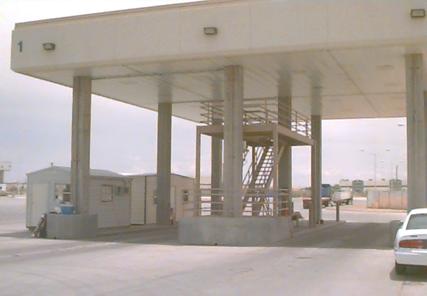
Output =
[
  {"x1": 115, "y1": 185, "x2": 130, "y2": 196},
  {"x1": 182, "y1": 189, "x2": 190, "y2": 202},
  {"x1": 153, "y1": 189, "x2": 157, "y2": 205},
  {"x1": 55, "y1": 184, "x2": 71, "y2": 202},
  {"x1": 101, "y1": 185, "x2": 113, "y2": 202}
]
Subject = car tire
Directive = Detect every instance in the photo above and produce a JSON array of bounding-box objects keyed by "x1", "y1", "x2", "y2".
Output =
[{"x1": 395, "y1": 262, "x2": 406, "y2": 275}]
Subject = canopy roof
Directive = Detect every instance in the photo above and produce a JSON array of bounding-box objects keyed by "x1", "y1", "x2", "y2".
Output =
[{"x1": 11, "y1": 0, "x2": 427, "y2": 121}]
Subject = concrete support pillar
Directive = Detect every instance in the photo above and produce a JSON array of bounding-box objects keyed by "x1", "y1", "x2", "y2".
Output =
[
  {"x1": 405, "y1": 54, "x2": 427, "y2": 210},
  {"x1": 278, "y1": 96, "x2": 292, "y2": 207},
  {"x1": 279, "y1": 145, "x2": 292, "y2": 213},
  {"x1": 156, "y1": 102, "x2": 172, "y2": 224},
  {"x1": 272, "y1": 126, "x2": 280, "y2": 215},
  {"x1": 195, "y1": 128, "x2": 201, "y2": 216},
  {"x1": 223, "y1": 65, "x2": 243, "y2": 217},
  {"x1": 71, "y1": 77, "x2": 92, "y2": 214},
  {"x1": 311, "y1": 115, "x2": 322, "y2": 225},
  {"x1": 211, "y1": 131, "x2": 223, "y2": 215},
  {"x1": 279, "y1": 148, "x2": 292, "y2": 191}
]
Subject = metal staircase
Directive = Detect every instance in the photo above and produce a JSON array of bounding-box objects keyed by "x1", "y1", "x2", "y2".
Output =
[{"x1": 242, "y1": 144, "x2": 284, "y2": 216}]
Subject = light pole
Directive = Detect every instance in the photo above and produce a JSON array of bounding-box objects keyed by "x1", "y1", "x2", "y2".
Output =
[
  {"x1": 360, "y1": 149, "x2": 377, "y2": 190},
  {"x1": 396, "y1": 123, "x2": 406, "y2": 182},
  {"x1": 385, "y1": 148, "x2": 392, "y2": 180}
]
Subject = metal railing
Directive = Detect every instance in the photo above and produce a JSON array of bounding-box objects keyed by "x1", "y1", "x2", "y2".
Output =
[
  {"x1": 185, "y1": 188, "x2": 292, "y2": 217},
  {"x1": 200, "y1": 97, "x2": 311, "y2": 137},
  {"x1": 242, "y1": 146, "x2": 267, "y2": 188}
]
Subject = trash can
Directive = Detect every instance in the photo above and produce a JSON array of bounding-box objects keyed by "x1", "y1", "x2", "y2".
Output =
[{"x1": 60, "y1": 204, "x2": 75, "y2": 215}]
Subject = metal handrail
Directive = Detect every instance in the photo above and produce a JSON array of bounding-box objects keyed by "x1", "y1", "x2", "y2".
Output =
[
  {"x1": 187, "y1": 188, "x2": 292, "y2": 217},
  {"x1": 199, "y1": 97, "x2": 311, "y2": 137}
]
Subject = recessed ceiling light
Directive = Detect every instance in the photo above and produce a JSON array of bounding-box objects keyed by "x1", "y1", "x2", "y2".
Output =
[
  {"x1": 411, "y1": 9, "x2": 426, "y2": 18},
  {"x1": 204, "y1": 27, "x2": 218, "y2": 36},
  {"x1": 42, "y1": 42, "x2": 56, "y2": 51}
]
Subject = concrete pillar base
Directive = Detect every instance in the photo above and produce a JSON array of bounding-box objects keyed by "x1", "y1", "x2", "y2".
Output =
[
  {"x1": 46, "y1": 214, "x2": 97, "y2": 239},
  {"x1": 178, "y1": 216, "x2": 292, "y2": 246}
]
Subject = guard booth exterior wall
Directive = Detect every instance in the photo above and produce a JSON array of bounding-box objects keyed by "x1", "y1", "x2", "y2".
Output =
[
  {"x1": 130, "y1": 174, "x2": 194, "y2": 224},
  {"x1": 26, "y1": 166, "x2": 131, "y2": 229}
]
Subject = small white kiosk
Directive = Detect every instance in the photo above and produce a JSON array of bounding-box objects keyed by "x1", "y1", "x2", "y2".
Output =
[
  {"x1": 26, "y1": 166, "x2": 131, "y2": 229},
  {"x1": 130, "y1": 174, "x2": 195, "y2": 225}
]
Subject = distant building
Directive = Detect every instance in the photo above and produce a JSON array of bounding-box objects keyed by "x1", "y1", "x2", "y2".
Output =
[
  {"x1": 352, "y1": 180, "x2": 364, "y2": 194},
  {"x1": 389, "y1": 179, "x2": 403, "y2": 191},
  {"x1": 6, "y1": 182, "x2": 27, "y2": 195},
  {"x1": 339, "y1": 179, "x2": 352, "y2": 188}
]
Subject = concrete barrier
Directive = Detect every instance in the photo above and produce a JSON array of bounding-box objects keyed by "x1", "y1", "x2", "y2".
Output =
[
  {"x1": 178, "y1": 216, "x2": 292, "y2": 246},
  {"x1": 46, "y1": 214, "x2": 97, "y2": 239},
  {"x1": 367, "y1": 190, "x2": 407, "y2": 210}
]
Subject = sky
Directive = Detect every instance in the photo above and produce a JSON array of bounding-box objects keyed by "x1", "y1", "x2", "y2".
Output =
[{"x1": 0, "y1": 0, "x2": 407, "y2": 187}]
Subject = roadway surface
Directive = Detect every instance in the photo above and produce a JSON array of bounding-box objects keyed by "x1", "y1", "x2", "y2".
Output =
[{"x1": 0, "y1": 197, "x2": 426, "y2": 295}]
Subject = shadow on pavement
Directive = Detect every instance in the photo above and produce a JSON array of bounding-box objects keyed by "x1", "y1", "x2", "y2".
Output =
[
  {"x1": 281, "y1": 222, "x2": 394, "y2": 250},
  {"x1": 389, "y1": 266, "x2": 427, "y2": 282},
  {"x1": 0, "y1": 221, "x2": 399, "y2": 250},
  {"x1": 0, "y1": 230, "x2": 32, "y2": 239}
]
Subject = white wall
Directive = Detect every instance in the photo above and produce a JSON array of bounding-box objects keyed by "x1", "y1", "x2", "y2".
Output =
[
  {"x1": 26, "y1": 167, "x2": 69, "y2": 227},
  {"x1": 131, "y1": 175, "x2": 194, "y2": 225},
  {"x1": 89, "y1": 178, "x2": 131, "y2": 228},
  {"x1": 130, "y1": 175, "x2": 146, "y2": 224},
  {"x1": 26, "y1": 168, "x2": 131, "y2": 228}
]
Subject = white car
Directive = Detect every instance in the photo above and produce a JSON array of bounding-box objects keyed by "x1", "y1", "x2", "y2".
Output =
[{"x1": 394, "y1": 208, "x2": 427, "y2": 274}]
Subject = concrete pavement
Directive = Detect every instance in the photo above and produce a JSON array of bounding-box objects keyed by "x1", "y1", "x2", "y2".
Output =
[{"x1": 0, "y1": 197, "x2": 426, "y2": 295}]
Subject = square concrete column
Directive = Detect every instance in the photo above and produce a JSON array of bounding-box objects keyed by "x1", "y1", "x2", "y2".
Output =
[
  {"x1": 156, "y1": 102, "x2": 172, "y2": 224},
  {"x1": 311, "y1": 115, "x2": 322, "y2": 224},
  {"x1": 223, "y1": 65, "x2": 244, "y2": 217},
  {"x1": 405, "y1": 54, "x2": 427, "y2": 209},
  {"x1": 278, "y1": 96, "x2": 292, "y2": 208},
  {"x1": 71, "y1": 76, "x2": 92, "y2": 214},
  {"x1": 211, "y1": 79, "x2": 223, "y2": 215},
  {"x1": 211, "y1": 128, "x2": 223, "y2": 215}
]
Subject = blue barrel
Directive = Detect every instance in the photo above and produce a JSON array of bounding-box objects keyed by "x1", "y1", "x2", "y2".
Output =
[{"x1": 60, "y1": 205, "x2": 75, "y2": 215}]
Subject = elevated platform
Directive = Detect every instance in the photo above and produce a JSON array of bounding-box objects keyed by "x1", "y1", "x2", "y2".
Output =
[{"x1": 198, "y1": 123, "x2": 313, "y2": 147}]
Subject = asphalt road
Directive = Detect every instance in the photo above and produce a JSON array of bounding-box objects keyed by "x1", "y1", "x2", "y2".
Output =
[{"x1": 0, "y1": 197, "x2": 426, "y2": 295}]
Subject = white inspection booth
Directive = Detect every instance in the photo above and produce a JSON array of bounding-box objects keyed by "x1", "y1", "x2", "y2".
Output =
[
  {"x1": 26, "y1": 166, "x2": 131, "y2": 229},
  {"x1": 130, "y1": 174, "x2": 194, "y2": 225}
]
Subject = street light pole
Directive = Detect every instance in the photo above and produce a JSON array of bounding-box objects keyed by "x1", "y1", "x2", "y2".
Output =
[
  {"x1": 373, "y1": 153, "x2": 377, "y2": 190},
  {"x1": 361, "y1": 149, "x2": 390, "y2": 191}
]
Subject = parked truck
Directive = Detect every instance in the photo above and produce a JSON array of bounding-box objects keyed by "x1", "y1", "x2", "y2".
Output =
[
  {"x1": 302, "y1": 184, "x2": 333, "y2": 209},
  {"x1": 332, "y1": 188, "x2": 353, "y2": 205}
]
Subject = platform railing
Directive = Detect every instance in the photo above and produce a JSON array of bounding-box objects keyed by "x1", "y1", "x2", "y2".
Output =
[
  {"x1": 200, "y1": 98, "x2": 311, "y2": 137},
  {"x1": 186, "y1": 188, "x2": 292, "y2": 217}
]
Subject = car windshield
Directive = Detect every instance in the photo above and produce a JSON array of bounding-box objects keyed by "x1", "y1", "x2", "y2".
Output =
[{"x1": 406, "y1": 214, "x2": 427, "y2": 230}]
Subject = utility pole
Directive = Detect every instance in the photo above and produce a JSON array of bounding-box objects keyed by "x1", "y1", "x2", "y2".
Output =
[{"x1": 373, "y1": 153, "x2": 377, "y2": 190}]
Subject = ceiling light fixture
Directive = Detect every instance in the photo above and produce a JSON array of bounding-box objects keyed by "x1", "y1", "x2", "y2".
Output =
[
  {"x1": 43, "y1": 42, "x2": 56, "y2": 51},
  {"x1": 411, "y1": 9, "x2": 426, "y2": 18},
  {"x1": 204, "y1": 27, "x2": 218, "y2": 36}
]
